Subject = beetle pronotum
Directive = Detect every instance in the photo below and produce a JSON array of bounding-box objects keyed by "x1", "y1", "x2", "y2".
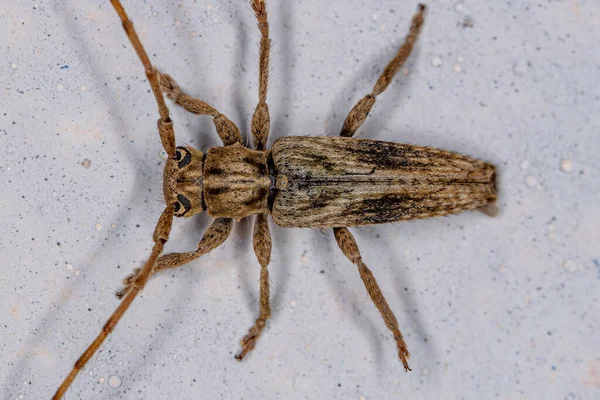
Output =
[{"x1": 53, "y1": 1, "x2": 497, "y2": 398}]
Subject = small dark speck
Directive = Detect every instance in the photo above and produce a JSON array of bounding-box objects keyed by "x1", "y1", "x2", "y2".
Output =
[
  {"x1": 136, "y1": 224, "x2": 140, "y2": 228},
  {"x1": 547, "y1": 331, "x2": 552, "y2": 336},
  {"x1": 337, "y1": 383, "x2": 342, "y2": 387},
  {"x1": 56, "y1": 242, "x2": 61, "y2": 246},
  {"x1": 461, "y1": 16, "x2": 474, "y2": 28},
  {"x1": 551, "y1": 365, "x2": 556, "y2": 371},
  {"x1": 60, "y1": 65, "x2": 69, "y2": 70}
]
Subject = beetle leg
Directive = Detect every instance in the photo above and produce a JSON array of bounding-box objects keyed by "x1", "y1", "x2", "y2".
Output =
[
  {"x1": 115, "y1": 218, "x2": 233, "y2": 299},
  {"x1": 250, "y1": 0, "x2": 271, "y2": 150},
  {"x1": 236, "y1": 213, "x2": 272, "y2": 360},
  {"x1": 340, "y1": 4, "x2": 426, "y2": 138},
  {"x1": 159, "y1": 73, "x2": 241, "y2": 146},
  {"x1": 333, "y1": 227, "x2": 411, "y2": 372}
]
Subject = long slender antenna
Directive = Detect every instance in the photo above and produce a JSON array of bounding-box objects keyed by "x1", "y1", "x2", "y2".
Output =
[{"x1": 53, "y1": 1, "x2": 178, "y2": 397}]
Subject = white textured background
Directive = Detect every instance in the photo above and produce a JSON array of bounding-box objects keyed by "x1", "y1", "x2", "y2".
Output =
[{"x1": 1, "y1": 1, "x2": 599, "y2": 399}]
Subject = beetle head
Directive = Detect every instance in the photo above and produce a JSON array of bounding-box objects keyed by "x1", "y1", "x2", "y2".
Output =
[{"x1": 163, "y1": 145, "x2": 205, "y2": 217}]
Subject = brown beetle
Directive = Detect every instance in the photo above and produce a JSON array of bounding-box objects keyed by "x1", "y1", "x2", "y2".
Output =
[{"x1": 53, "y1": 1, "x2": 496, "y2": 398}]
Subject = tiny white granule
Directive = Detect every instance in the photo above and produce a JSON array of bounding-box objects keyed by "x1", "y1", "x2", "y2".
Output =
[
  {"x1": 547, "y1": 225, "x2": 556, "y2": 240},
  {"x1": 454, "y1": 2, "x2": 465, "y2": 13},
  {"x1": 560, "y1": 159, "x2": 573, "y2": 172},
  {"x1": 431, "y1": 56, "x2": 442, "y2": 67},
  {"x1": 80, "y1": 86, "x2": 87, "y2": 92},
  {"x1": 11, "y1": 63, "x2": 18, "y2": 69},
  {"x1": 66, "y1": 264, "x2": 73, "y2": 271},
  {"x1": 563, "y1": 260, "x2": 579, "y2": 273},
  {"x1": 525, "y1": 176, "x2": 537, "y2": 187},
  {"x1": 56, "y1": 83, "x2": 64, "y2": 92},
  {"x1": 108, "y1": 375, "x2": 122, "y2": 389},
  {"x1": 453, "y1": 63, "x2": 462, "y2": 73},
  {"x1": 175, "y1": 19, "x2": 181, "y2": 26},
  {"x1": 98, "y1": 376, "x2": 105, "y2": 384},
  {"x1": 372, "y1": 13, "x2": 378, "y2": 21},
  {"x1": 207, "y1": 4, "x2": 212, "y2": 10},
  {"x1": 421, "y1": 367, "x2": 430, "y2": 376},
  {"x1": 74, "y1": 270, "x2": 81, "y2": 276},
  {"x1": 457, "y1": 56, "x2": 464, "y2": 63},
  {"x1": 95, "y1": 223, "x2": 102, "y2": 231},
  {"x1": 290, "y1": 300, "x2": 297, "y2": 307},
  {"x1": 513, "y1": 59, "x2": 529, "y2": 77},
  {"x1": 520, "y1": 160, "x2": 529, "y2": 170}
]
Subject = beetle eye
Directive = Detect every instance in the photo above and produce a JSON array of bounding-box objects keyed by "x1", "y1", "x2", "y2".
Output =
[
  {"x1": 174, "y1": 147, "x2": 192, "y2": 168},
  {"x1": 173, "y1": 202, "x2": 181, "y2": 213}
]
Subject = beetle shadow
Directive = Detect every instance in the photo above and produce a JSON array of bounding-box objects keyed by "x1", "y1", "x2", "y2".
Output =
[
  {"x1": 168, "y1": 1, "x2": 225, "y2": 151},
  {"x1": 325, "y1": 36, "x2": 421, "y2": 140},
  {"x1": 5, "y1": 3, "x2": 167, "y2": 396},
  {"x1": 103, "y1": 272, "x2": 197, "y2": 399},
  {"x1": 317, "y1": 229, "x2": 386, "y2": 368},
  {"x1": 268, "y1": 0, "x2": 294, "y2": 144},
  {"x1": 372, "y1": 225, "x2": 438, "y2": 370},
  {"x1": 226, "y1": 0, "x2": 252, "y2": 142}
]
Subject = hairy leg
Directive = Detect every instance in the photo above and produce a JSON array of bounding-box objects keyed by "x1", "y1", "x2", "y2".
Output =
[
  {"x1": 250, "y1": 0, "x2": 271, "y2": 150},
  {"x1": 333, "y1": 227, "x2": 411, "y2": 371},
  {"x1": 160, "y1": 73, "x2": 241, "y2": 146},
  {"x1": 236, "y1": 213, "x2": 272, "y2": 360},
  {"x1": 116, "y1": 218, "x2": 233, "y2": 299},
  {"x1": 340, "y1": 4, "x2": 426, "y2": 138}
]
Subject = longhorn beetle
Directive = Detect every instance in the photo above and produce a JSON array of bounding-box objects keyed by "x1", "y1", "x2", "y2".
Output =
[{"x1": 53, "y1": 1, "x2": 497, "y2": 398}]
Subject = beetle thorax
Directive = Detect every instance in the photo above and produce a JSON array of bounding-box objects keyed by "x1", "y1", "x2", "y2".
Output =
[{"x1": 203, "y1": 142, "x2": 272, "y2": 220}]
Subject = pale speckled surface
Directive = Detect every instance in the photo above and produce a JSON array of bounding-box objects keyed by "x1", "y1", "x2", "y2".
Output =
[{"x1": 1, "y1": 1, "x2": 599, "y2": 399}]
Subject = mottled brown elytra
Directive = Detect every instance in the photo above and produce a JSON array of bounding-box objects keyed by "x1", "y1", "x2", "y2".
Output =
[{"x1": 53, "y1": 1, "x2": 496, "y2": 398}]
